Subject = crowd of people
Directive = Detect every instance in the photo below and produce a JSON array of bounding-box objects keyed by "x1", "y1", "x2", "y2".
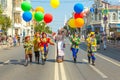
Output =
[
  {"x1": 22, "y1": 30, "x2": 109, "y2": 66},
  {"x1": 0, "y1": 30, "x2": 108, "y2": 66},
  {"x1": 0, "y1": 34, "x2": 21, "y2": 47}
]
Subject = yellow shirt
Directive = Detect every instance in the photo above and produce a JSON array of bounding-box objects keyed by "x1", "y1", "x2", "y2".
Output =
[{"x1": 33, "y1": 37, "x2": 40, "y2": 51}]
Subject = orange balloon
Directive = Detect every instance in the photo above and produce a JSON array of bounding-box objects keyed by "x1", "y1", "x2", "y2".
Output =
[
  {"x1": 68, "y1": 18, "x2": 76, "y2": 28},
  {"x1": 35, "y1": 6, "x2": 44, "y2": 13},
  {"x1": 75, "y1": 18, "x2": 84, "y2": 28}
]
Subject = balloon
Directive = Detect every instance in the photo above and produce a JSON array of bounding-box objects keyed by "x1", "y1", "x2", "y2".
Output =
[
  {"x1": 68, "y1": 19, "x2": 76, "y2": 28},
  {"x1": 50, "y1": 0, "x2": 60, "y2": 8},
  {"x1": 90, "y1": 8, "x2": 94, "y2": 13},
  {"x1": 21, "y1": 1, "x2": 31, "y2": 11},
  {"x1": 74, "y1": 3, "x2": 84, "y2": 13},
  {"x1": 44, "y1": 13, "x2": 53, "y2": 23},
  {"x1": 74, "y1": 12, "x2": 86, "y2": 19},
  {"x1": 34, "y1": 12, "x2": 44, "y2": 21},
  {"x1": 22, "y1": 11, "x2": 32, "y2": 22},
  {"x1": 32, "y1": 11, "x2": 35, "y2": 19},
  {"x1": 35, "y1": 6, "x2": 44, "y2": 13},
  {"x1": 75, "y1": 18, "x2": 84, "y2": 28}
]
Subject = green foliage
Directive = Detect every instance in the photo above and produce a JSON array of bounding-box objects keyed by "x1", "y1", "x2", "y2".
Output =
[
  {"x1": 0, "y1": 5, "x2": 12, "y2": 34},
  {"x1": 34, "y1": 22, "x2": 52, "y2": 34}
]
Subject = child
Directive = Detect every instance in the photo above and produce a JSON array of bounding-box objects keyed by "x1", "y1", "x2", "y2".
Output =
[
  {"x1": 70, "y1": 33, "x2": 80, "y2": 63},
  {"x1": 23, "y1": 36, "x2": 33, "y2": 66},
  {"x1": 86, "y1": 33, "x2": 97, "y2": 66},
  {"x1": 39, "y1": 32, "x2": 54, "y2": 65},
  {"x1": 33, "y1": 32, "x2": 41, "y2": 64}
]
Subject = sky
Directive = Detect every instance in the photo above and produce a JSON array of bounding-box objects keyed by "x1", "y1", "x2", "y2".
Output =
[{"x1": 30, "y1": 0, "x2": 119, "y2": 32}]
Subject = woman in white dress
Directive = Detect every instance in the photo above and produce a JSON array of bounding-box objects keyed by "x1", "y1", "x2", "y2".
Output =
[{"x1": 55, "y1": 31, "x2": 65, "y2": 63}]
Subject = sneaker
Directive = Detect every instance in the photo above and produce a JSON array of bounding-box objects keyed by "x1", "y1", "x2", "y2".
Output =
[
  {"x1": 92, "y1": 63, "x2": 95, "y2": 66},
  {"x1": 42, "y1": 59, "x2": 45, "y2": 65},
  {"x1": 74, "y1": 58, "x2": 76, "y2": 63},
  {"x1": 24, "y1": 60, "x2": 28, "y2": 66}
]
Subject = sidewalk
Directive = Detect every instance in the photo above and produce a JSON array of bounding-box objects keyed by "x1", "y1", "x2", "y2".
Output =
[{"x1": 0, "y1": 44, "x2": 8, "y2": 49}]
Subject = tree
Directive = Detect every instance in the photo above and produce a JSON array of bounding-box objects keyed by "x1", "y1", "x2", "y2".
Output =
[
  {"x1": 0, "y1": 5, "x2": 12, "y2": 35},
  {"x1": 34, "y1": 22, "x2": 52, "y2": 34}
]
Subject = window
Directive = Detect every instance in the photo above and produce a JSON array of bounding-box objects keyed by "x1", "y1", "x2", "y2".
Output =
[
  {"x1": 13, "y1": 0, "x2": 22, "y2": 7},
  {"x1": 14, "y1": 13, "x2": 21, "y2": 23},
  {"x1": 99, "y1": 14, "x2": 101, "y2": 20},
  {"x1": 113, "y1": 13, "x2": 116, "y2": 20},
  {"x1": 0, "y1": 0, "x2": 7, "y2": 9}
]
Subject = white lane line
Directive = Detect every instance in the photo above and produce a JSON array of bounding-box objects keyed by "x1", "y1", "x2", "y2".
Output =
[
  {"x1": 60, "y1": 63, "x2": 67, "y2": 80},
  {"x1": 4, "y1": 60, "x2": 10, "y2": 64},
  {"x1": 95, "y1": 54, "x2": 120, "y2": 67},
  {"x1": 54, "y1": 44, "x2": 59, "y2": 80},
  {"x1": 83, "y1": 59, "x2": 108, "y2": 79}
]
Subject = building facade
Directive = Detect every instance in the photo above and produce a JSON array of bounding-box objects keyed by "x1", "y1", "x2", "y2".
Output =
[
  {"x1": 0, "y1": 0, "x2": 32, "y2": 37},
  {"x1": 86, "y1": 0, "x2": 120, "y2": 37}
]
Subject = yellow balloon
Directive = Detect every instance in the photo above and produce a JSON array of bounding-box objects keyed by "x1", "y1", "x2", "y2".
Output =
[
  {"x1": 32, "y1": 11, "x2": 35, "y2": 19},
  {"x1": 75, "y1": 18, "x2": 84, "y2": 28},
  {"x1": 68, "y1": 19, "x2": 76, "y2": 28},
  {"x1": 35, "y1": 6, "x2": 44, "y2": 13},
  {"x1": 50, "y1": 0, "x2": 60, "y2": 8}
]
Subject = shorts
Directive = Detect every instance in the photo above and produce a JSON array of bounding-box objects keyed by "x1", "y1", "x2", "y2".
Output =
[{"x1": 25, "y1": 50, "x2": 32, "y2": 55}]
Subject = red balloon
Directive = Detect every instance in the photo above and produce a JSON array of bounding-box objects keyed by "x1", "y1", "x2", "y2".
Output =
[
  {"x1": 74, "y1": 12, "x2": 85, "y2": 19},
  {"x1": 44, "y1": 13, "x2": 53, "y2": 23}
]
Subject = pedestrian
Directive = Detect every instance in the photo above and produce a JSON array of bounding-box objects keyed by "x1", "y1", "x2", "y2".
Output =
[
  {"x1": 23, "y1": 36, "x2": 33, "y2": 66},
  {"x1": 102, "y1": 32, "x2": 107, "y2": 50},
  {"x1": 70, "y1": 33, "x2": 80, "y2": 63},
  {"x1": 39, "y1": 32, "x2": 54, "y2": 65},
  {"x1": 33, "y1": 32, "x2": 41, "y2": 64},
  {"x1": 7, "y1": 35, "x2": 13, "y2": 47},
  {"x1": 17, "y1": 35, "x2": 20, "y2": 46},
  {"x1": 86, "y1": 32, "x2": 97, "y2": 66},
  {"x1": 55, "y1": 30, "x2": 65, "y2": 63},
  {"x1": 95, "y1": 32, "x2": 101, "y2": 50},
  {"x1": 13, "y1": 36, "x2": 17, "y2": 47}
]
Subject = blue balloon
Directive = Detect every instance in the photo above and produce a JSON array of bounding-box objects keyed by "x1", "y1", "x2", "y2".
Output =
[
  {"x1": 74, "y1": 3, "x2": 84, "y2": 13},
  {"x1": 90, "y1": 8, "x2": 94, "y2": 13},
  {"x1": 22, "y1": 11, "x2": 32, "y2": 22}
]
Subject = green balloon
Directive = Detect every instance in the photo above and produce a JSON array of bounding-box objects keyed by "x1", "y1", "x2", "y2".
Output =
[
  {"x1": 21, "y1": 1, "x2": 31, "y2": 11},
  {"x1": 34, "y1": 12, "x2": 44, "y2": 21}
]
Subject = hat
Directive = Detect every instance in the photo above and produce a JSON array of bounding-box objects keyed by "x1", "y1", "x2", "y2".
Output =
[
  {"x1": 25, "y1": 36, "x2": 30, "y2": 40},
  {"x1": 90, "y1": 32, "x2": 95, "y2": 35}
]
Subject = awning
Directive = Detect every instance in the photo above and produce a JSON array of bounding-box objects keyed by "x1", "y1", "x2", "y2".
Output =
[
  {"x1": 109, "y1": 24, "x2": 120, "y2": 28},
  {"x1": 14, "y1": 23, "x2": 22, "y2": 28},
  {"x1": 86, "y1": 25, "x2": 92, "y2": 28},
  {"x1": 92, "y1": 24, "x2": 102, "y2": 28}
]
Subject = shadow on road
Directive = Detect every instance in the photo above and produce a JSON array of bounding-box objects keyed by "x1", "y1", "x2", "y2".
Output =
[{"x1": 47, "y1": 59, "x2": 87, "y2": 64}]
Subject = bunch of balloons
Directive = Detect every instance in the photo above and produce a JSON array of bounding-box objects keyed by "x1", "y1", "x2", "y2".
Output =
[
  {"x1": 33, "y1": 6, "x2": 53, "y2": 24},
  {"x1": 21, "y1": 1, "x2": 53, "y2": 24},
  {"x1": 68, "y1": 3, "x2": 91, "y2": 28}
]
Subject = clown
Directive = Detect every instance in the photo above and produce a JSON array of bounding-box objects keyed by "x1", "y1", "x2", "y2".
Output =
[
  {"x1": 39, "y1": 32, "x2": 54, "y2": 65},
  {"x1": 23, "y1": 36, "x2": 33, "y2": 66}
]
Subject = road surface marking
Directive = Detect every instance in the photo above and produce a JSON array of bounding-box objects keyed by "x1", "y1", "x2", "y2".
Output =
[
  {"x1": 83, "y1": 59, "x2": 108, "y2": 79},
  {"x1": 95, "y1": 54, "x2": 120, "y2": 67},
  {"x1": 60, "y1": 63, "x2": 67, "y2": 80},
  {"x1": 4, "y1": 60, "x2": 10, "y2": 64},
  {"x1": 54, "y1": 44, "x2": 59, "y2": 80}
]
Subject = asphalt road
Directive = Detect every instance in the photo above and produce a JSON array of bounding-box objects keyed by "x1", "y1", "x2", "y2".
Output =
[{"x1": 0, "y1": 39, "x2": 120, "y2": 80}]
